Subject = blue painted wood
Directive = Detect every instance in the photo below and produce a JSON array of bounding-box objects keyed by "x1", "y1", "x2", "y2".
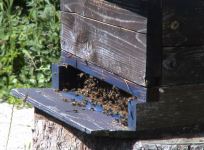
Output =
[
  {"x1": 52, "y1": 63, "x2": 66, "y2": 90},
  {"x1": 11, "y1": 88, "x2": 135, "y2": 136},
  {"x1": 128, "y1": 100, "x2": 143, "y2": 129},
  {"x1": 61, "y1": 50, "x2": 148, "y2": 102}
]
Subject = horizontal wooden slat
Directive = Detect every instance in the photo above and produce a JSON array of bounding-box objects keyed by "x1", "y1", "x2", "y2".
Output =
[
  {"x1": 162, "y1": 46, "x2": 204, "y2": 86},
  {"x1": 61, "y1": 0, "x2": 147, "y2": 33},
  {"x1": 61, "y1": 12, "x2": 147, "y2": 86},
  {"x1": 136, "y1": 83, "x2": 204, "y2": 130},
  {"x1": 163, "y1": 0, "x2": 204, "y2": 46}
]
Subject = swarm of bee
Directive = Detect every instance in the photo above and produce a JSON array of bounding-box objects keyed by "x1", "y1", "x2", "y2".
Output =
[{"x1": 70, "y1": 73, "x2": 134, "y2": 126}]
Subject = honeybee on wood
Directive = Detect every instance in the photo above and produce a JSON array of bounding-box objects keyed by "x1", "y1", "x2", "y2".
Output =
[
  {"x1": 74, "y1": 92, "x2": 79, "y2": 96},
  {"x1": 121, "y1": 119, "x2": 127, "y2": 126},
  {"x1": 101, "y1": 77, "x2": 105, "y2": 81},
  {"x1": 67, "y1": 54, "x2": 72, "y2": 58},
  {"x1": 71, "y1": 88, "x2": 76, "y2": 91},
  {"x1": 114, "y1": 118, "x2": 119, "y2": 123},
  {"x1": 54, "y1": 89, "x2": 59, "y2": 92},
  {"x1": 73, "y1": 109, "x2": 78, "y2": 113},
  {"x1": 71, "y1": 98, "x2": 75, "y2": 102},
  {"x1": 82, "y1": 57, "x2": 86, "y2": 62},
  {"x1": 113, "y1": 111, "x2": 118, "y2": 116},
  {"x1": 23, "y1": 95, "x2": 28, "y2": 102},
  {"x1": 81, "y1": 102, "x2": 86, "y2": 107},
  {"x1": 89, "y1": 99, "x2": 94, "y2": 103},
  {"x1": 97, "y1": 102, "x2": 103, "y2": 106},
  {"x1": 63, "y1": 88, "x2": 68, "y2": 92},
  {"x1": 53, "y1": 72, "x2": 57, "y2": 75},
  {"x1": 102, "y1": 110, "x2": 108, "y2": 114},
  {"x1": 71, "y1": 102, "x2": 76, "y2": 106},
  {"x1": 83, "y1": 99, "x2": 88, "y2": 104},
  {"x1": 107, "y1": 112, "x2": 112, "y2": 116},
  {"x1": 77, "y1": 102, "x2": 82, "y2": 107},
  {"x1": 119, "y1": 113, "x2": 125, "y2": 119},
  {"x1": 159, "y1": 88, "x2": 164, "y2": 93},
  {"x1": 62, "y1": 98, "x2": 67, "y2": 102},
  {"x1": 90, "y1": 107, "x2": 95, "y2": 111}
]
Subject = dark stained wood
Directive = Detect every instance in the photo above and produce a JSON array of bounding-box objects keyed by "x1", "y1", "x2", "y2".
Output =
[
  {"x1": 61, "y1": 50, "x2": 149, "y2": 102},
  {"x1": 136, "y1": 83, "x2": 204, "y2": 130},
  {"x1": 61, "y1": 12, "x2": 153, "y2": 86},
  {"x1": 163, "y1": 0, "x2": 204, "y2": 46},
  {"x1": 61, "y1": 0, "x2": 148, "y2": 33},
  {"x1": 162, "y1": 46, "x2": 204, "y2": 86}
]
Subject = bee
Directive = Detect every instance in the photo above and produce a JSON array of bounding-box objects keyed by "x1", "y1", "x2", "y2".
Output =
[
  {"x1": 102, "y1": 110, "x2": 108, "y2": 114},
  {"x1": 73, "y1": 109, "x2": 78, "y2": 113},
  {"x1": 63, "y1": 89, "x2": 68, "y2": 92},
  {"x1": 67, "y1": 54, "x2": 72, "y2": 58},
  {"x1": 71, "y1": 98, "x2": 75, "y2": 102},
  {"x1": 62, "y1": 98, "x2": 67, "y2": 102},
  {"x1": 107, "y1": 112, "x2": 112, "y2": 116},
  {"x1": 101, "y1": 77, "x2": 105, "y2": 80},
  {"x1": 54, "y1": 89, "x2": 59, "y2": 92},
  {"x1": 159, "y1": 88, "x2": 164, "y2": 93},
  {"x1": 92, "y1": 102, "x2": 97, "y2": 106},
  {"x1": 77, "y1": 102, "x2": 82, "y2": 107},
  {"x1": 84, "y1": 92, "x2": 89, "y2": 97},
  {"x1": 71, "y1": 88, "x2": 76, "y2": 91},
  {"x1": 119, "y1": 113, "x2": 125, "y2": 119},
  {"x1": 89, "y1": 75, "x2": 93, "y2": 79},
  {"x1": 78, "y1": 73, "x2": 84, "y2": 78},
  {"x1": 121, "y1": 119, "x2": 127, "y2": 126},
  {"x1": 53, "y1": 72, "x2": 57, "y2": 75},
  {"x1": 23, "y1": 95, "x2": 28, "y2": 102},
  {"x1": 83, "y1": 99, "x2": 88, "y2": 104},
  {"x1": 113, "y1": 111, "x2": 118, "y2": 116},
  {"x1": 81, "y1": 102, "x2": 86, "y2": 107},
  {"x1": 97, "y1": 102, "x2": 103, "y2": 106},
  {"x1": 74, "y1": 92, "x2": 79, "y2": 96},
  {"x1": 71, "y1": 102, "x2": 76, "y2": 106},
  {"x1": 114, "y1": 118, "x2": 119, "y2": 123},
  {"x1": 40, "y1": 34, "x2": 47, "y2": 37},
  {"x1": 90, "y1": 107, "x2": 95, "y2": 111},
  {"x1": 82, "y1": 57, "x2": 86, "y2": 62},
  {"x1": 89, "y1": 99, "x2": 94, "y2": 103}
]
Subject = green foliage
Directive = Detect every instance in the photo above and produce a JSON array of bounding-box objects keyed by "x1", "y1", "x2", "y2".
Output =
[{"x1": 0, "y1": 0, "x2": 61, "y2": 108}]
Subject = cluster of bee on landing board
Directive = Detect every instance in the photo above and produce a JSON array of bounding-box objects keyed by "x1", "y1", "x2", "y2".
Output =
[{"x1": 55, "y1": 72, "x2": 136, "y2": 126}]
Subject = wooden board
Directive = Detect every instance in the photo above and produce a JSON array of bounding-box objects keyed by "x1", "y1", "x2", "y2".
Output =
[
  {"x1": 136, "y1": 83, "x2": 204, "y2": 130},
  {"x1": 163, "y1": 0, "x2": 204, "y2": 46},
  {"x1": 162, "y1": 46, "x2": 204, "y2": 86},
  {"x1": 61, "y1": 12, "x2": 162, "y2": 86},
  {"x1": 61, "y1": 0, "x2": 148, "y2": 33},
  {"x1": 11, "y1": 88, "x2": 135, "y2": 136}
]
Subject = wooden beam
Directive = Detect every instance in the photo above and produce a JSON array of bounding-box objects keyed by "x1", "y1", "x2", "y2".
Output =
[
  {"x1": 61, "y1": 0, "x2": 148, "y2": 32},
  {"x1": 136, "y1": 83, "x2": 204, "y2": 130},
  {"x1": 162, "y1": 46, "x2": 204, "y2": 86},
  {"x1": 61, "y1": 12, "x2": 147, "y2": 86}
]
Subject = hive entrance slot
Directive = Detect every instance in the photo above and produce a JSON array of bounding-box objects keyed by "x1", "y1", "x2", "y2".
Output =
[{"x1": 63, "y1": 65, "x2": 134, "y2": 126}]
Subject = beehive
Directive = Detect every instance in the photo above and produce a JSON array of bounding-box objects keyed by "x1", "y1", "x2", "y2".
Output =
[{"x1": 12, "y1": 0, "x2": 204, "y2": 137}]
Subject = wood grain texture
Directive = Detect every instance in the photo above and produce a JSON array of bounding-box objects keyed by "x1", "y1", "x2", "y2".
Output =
[
  {"x1": 61, "y1": 0, "x2": 147, "y2": 33},
  {"x1": 61, "y1": 12, "x2": 147, "y2": 86},
  {"x1": 33, "y1": 108, "x2": 204, "y2": 149},
  {"x1": 136, "y1": 83, "x2": 204, "y2": 130},
  {"x1": 162, "y1": 46, "x2": 204, "y2": 86},
  {"x1": 163, "y1": 0, "x2": 204, "y2": 46}
]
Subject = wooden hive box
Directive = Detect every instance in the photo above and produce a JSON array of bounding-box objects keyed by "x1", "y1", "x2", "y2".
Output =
[{"x1": 12, "y1": 0, "x2": 204, "y2": 138}]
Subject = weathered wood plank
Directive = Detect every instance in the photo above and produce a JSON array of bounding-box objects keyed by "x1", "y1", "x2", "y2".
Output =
[
  {"x1": 61, "y1": 12, "x2": 148, "y2": 86},
  {"x1": 163, "y1": 0, "x2": 204, "y2": 46},
  {"x1": 162, "y1": 46, "x2": 204, "y2": 86},
  {"x1": 61, "y1": 0, "x2": 148, "y2": 33},
  {"x1": 136, "y1": 83, "x2": 204, "y2": 130}
]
